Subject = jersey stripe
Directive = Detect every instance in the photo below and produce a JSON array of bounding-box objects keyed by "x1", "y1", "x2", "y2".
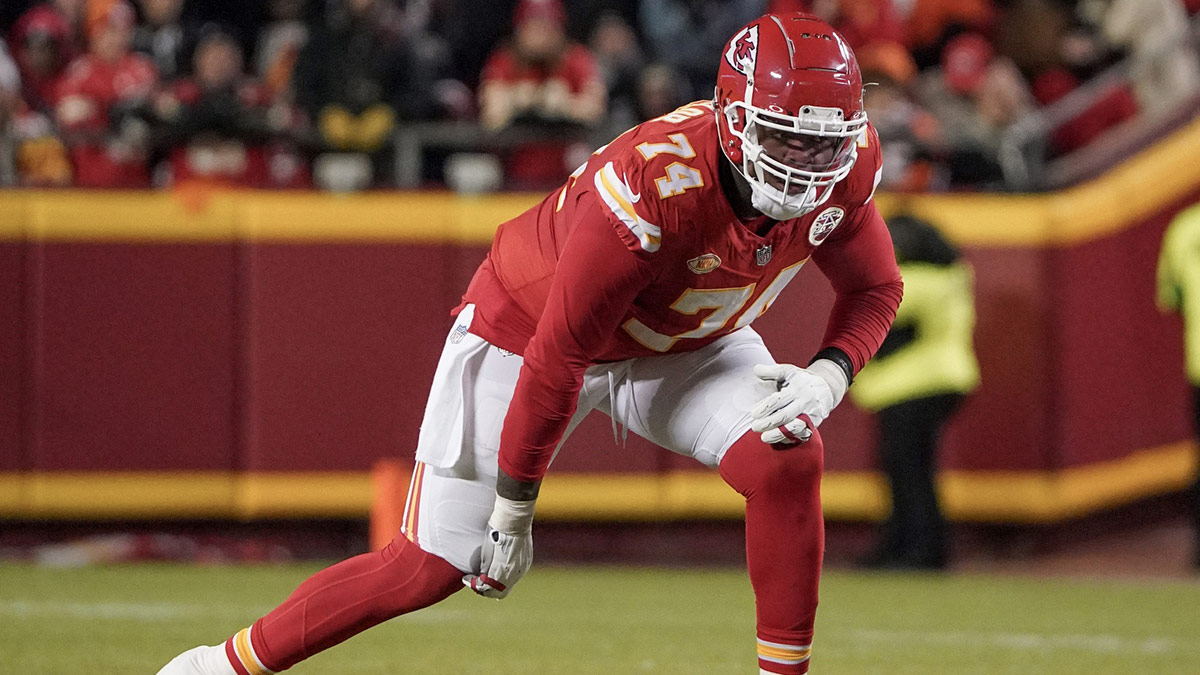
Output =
[{"x1": 594, "y1": 161, "x2": 662, "y2": 252}]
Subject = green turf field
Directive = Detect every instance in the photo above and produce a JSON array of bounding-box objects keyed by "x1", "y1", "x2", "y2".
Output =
[{"x1": 1, "y1": 562, "x2": 1198, "y2": 674}]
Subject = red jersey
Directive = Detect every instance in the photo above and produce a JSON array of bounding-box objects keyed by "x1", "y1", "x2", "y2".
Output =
[
  {"x1": 56, "y1": 53, "x2": 156, "y2": 133},
  {"x1": 56, "y1": 52, "x2": 157, "y2": 187},
  {"x1": 479, "y1": 43, "x2": 602, "y2": 187},
  {"x1": 480, "y1": 43, "x2": 600, "y2": 96},
  {"x1": 461, "y1": 100, "x2": 903, "y2": 482}
]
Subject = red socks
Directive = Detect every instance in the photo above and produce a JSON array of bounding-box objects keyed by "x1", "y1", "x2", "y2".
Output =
[
  {"x1": 232, "y1": 535, "x2": 463, "y2": 672},
  {"x1": 719, "y1": 431, "x2": 825, "y2": 675}
]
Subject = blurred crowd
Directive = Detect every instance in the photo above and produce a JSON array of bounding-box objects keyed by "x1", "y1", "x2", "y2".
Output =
[{"x1": 1, "y1": 0, "x2": 1198, "y2": 192}]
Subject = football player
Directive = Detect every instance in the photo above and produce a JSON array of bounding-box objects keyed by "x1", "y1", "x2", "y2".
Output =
[{"x1": 159, "y1": 9, "x2": 902, "y2": 675}]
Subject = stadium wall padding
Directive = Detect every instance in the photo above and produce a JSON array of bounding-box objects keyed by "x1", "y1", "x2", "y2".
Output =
[{"x1": 3, "y1": 119, "x2": 1200, "y2": 522}]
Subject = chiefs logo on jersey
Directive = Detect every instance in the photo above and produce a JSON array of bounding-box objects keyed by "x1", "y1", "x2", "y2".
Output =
[
  {"x1": 809, "y1": 206, "x2": 844, "y2": 246},
  {"x1": 724, "y1": 25, "x2": 759, "y2": 77}
]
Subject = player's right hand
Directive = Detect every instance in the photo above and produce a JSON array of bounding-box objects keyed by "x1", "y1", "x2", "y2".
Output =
[
  {"x1": 463, "y1": 495, "x2": 536, "y2": 599},
  {"x1": 750, "y1": 360, "x2": 847, "y2": 445}
]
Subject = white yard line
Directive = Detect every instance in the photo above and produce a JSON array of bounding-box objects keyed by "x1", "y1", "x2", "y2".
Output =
[
  {"x1": 0, "y1": 599, "x2": 471, "y2": 624},
  {"x1": 844, "y1": 628, "x2": 1195, "y2": 655}
]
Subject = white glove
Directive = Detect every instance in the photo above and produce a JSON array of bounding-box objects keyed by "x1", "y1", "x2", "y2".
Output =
[
  {"x1": 750, "y1": 359, "x2": 848, "y2": 445},
  {"x1": 463, "y1": 495, "x2": 535, "y2": 599}
]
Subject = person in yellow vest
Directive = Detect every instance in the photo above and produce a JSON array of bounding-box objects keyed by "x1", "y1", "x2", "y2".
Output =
[
  {"x1": 1156, "y1": 203, "x2": 1200, "y2": 569},
  {"x1": 853, "y1": 214, "x2": 980, "y2": 570}
]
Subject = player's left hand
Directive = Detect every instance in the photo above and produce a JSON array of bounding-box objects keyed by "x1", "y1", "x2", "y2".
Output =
[
  {"x1": 463, "y1": 495, "x2": 536, "y2": 599},
  {"x1": 750, "y1": 360, "x2": 848, "y2": 445}
]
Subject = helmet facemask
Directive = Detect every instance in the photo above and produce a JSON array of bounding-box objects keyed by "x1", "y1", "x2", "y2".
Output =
[{"x1": 724, "y1": 101, "x2": 867, "y2": 220}]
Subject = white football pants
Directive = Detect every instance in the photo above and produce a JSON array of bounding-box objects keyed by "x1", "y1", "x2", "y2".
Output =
[{"x1": 402, "y1": 304, "x2": 777, "y2": 573}]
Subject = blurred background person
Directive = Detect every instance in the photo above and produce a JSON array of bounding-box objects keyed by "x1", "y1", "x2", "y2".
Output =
[
  {"x1": 294, "y1": 0, "x2": 459, "y2": 188},
  {"x1": 130, "y1": 0, "x2": 188, "y2": 81},
  {"x1": 588, "y1": 10, "x2": 643, "y2": 137},
  {"x1": 0, "y1": 39, "x2": 72, "y2": 186},
  {"x1": 805, "y1": 0, "x2": 905, "y2": 51},
  {"x1": 478, "y1": 0, "x2": 605, "y2": 189},
  {"x1": 852, "y1": 214, "x2": 981, "y2": 570},
  {"x1": 55, "y1": 0, "x2": 157, "y2": 188},
  {"x1": 857, "y1": 40, "x2": 947, "y2": 192},
  {"x1": 995, "y1": 0, "x2": 1138, "y2": 159},
  {"x1": 151, "y1": 27, "x2": 308, "y2": 188},
  {"x1": 915, "y1": 32, "x2": 1032, "y2": 188},
  {"x1": 639, "y1": 0, "x2": 765, "y2": 101},
  {"x1": 1156, "y1": 202, "x2": 1200, "y2": 570},
  {"x1": 1076, "y1": 0, "x2": 1200, "y2": 116},
  {"x1": 254, "y1": 0, "x2": 310, "y2": 109},
  {"x1": 7, "y1": 0, "x2": 80, "y2": 114},
  {"x1": 900, "y1": 0, "x2": 994, "y2": 69}
]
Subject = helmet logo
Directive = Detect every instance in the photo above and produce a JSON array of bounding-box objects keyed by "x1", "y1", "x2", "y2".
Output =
[
  {"x1": 809, "y1": 207, "x2": 845, "y2": 246},
  {"x1": 767, "y1": 104, "x2": 786, "y2": 114},
  {"x1": 724, "y1": 25, "x2": 759, "y2": 77}
]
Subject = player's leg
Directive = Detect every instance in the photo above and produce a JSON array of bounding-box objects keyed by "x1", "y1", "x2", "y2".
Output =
[
  {"x1": 597, "y1": 329, "x2": 821, "y2": 674},
  {"x1": 157, "y1": 308, "x2": 529, "y2": 674}
]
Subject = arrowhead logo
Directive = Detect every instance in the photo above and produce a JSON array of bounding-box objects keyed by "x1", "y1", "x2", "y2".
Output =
[
  {"x1": 809, "y1": 207, "x2": 844, "y2": 246},
  {"x1": 724, "y1": 25, "x2": 759, "y2": 77}
]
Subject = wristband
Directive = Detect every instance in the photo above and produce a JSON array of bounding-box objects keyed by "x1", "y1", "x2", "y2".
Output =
[
  {"x1": 805, "y1": 358, "x2": 848, "y2": 408},
  {"x1": 488, "y1": 494, "x2": 537, "y2": 534}
]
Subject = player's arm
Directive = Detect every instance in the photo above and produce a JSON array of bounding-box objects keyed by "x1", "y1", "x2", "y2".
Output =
[
  {"x1": 811, "y1": 200, "x2": 904, "y2": 376},
  {"x1": 464, "y1": 190, "x2": 657, "y2": 598}
]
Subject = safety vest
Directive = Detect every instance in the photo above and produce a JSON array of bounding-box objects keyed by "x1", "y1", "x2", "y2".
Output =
[
  {"x1": 851, "y1": 262, "x2": 981, "y2": 412},
  {"x1": 1157, "y1": 202, "x2": 1200, "y2": 385}
]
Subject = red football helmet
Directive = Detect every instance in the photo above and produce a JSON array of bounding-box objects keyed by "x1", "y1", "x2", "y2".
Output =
[{"x1": 715, "y1": 12, "x2": 867, "y2": 220}]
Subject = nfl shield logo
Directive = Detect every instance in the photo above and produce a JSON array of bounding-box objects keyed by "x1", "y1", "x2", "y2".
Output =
[{"x1": 755, "y1": 244, "x2": 773, "y2": 267}]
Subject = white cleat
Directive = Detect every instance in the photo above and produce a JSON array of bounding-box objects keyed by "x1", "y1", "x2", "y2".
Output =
[{"x1": 156, "y1": 645, "x2": 233, "y2": 675}]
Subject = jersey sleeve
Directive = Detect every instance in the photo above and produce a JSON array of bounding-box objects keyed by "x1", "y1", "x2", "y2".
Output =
[
  {"x1": 811, "y1": 128, "x2": 903, "y2": 374},
  {"x1": 497, "y1": 190, "x2": 657, "y2": 483},
  {"x1": 589, "y1": 151, "x2": 668, "y2": 255}
]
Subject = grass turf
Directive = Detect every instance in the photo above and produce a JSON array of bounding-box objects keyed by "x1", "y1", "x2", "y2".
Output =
[{"x1": 1, "y1": 562, "x2": 1198, "y2": 674}]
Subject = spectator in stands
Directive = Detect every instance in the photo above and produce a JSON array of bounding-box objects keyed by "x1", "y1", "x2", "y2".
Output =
[
  {"x1": 639, "y1": 0, "x2": 765, "y2": 101},
  {"x1": 916, "y1": 32, "x2": 1032, "y2": 187},
  {"x1": 589, "y1": 11, "x2": 643, "y2": 136},
  {"x1": 0, "y1": 40, "x2": 72, "y2": 186},
  {"x1": 152, "y1": 28, "x2": 308, "y2": 188},
  {"x1": 858, "y1": 40, "x2": 946, "y2": 191},
  {"x1": 1077, "y1": 0, "x2": 1200, "y2": 115},
  {"x1": 478, "y1": 0, "x2": 605, "y2": 188},
  {"x1": 901, "y1": 0, "x2": 994, "y2": 70},
  {"x1": 8, "y1": 1, "x2": 79, "y2": 113},
  {"x1": 635, "y1": 63, "x2": 690, "y2": 122},
  {"x1": 479, "y1": 0, "x2": 605, "y2": 132},
  {"x1": 806, "y1": 0, "x2": 906, "y2": 51},
  {"x1": 993, "y1": 0, "x2": 1138, "y2": 158},
  {"x1": 1156, "y1": 203, "x2": 1200, "y2": 570},
  {"x1": 55, "y1": 0, "x2": 157, "y2": 188},
  {"x1": 254, "y1": 0, "x2": 308, "y2": 106},
  {"x1": 294, "y1": 0, "x2": 454, "y2": 186},
  {"x1": 853, "y1": 214, "x2": 980, "y2": 570},
  {"x1": 131, "y1": 0, "x2": 188, "y2": 80}
]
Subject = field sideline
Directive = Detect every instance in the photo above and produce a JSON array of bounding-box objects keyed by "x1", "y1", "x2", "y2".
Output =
[{"x1": 1, "y1": 562, "x2": 1198, "y2": 673}]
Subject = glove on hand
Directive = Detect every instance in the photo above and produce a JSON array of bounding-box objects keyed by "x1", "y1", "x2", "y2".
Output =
[
  {"x1": 463, "y1": 495, "x2": 535, "y2": 599},
  {"x1": 750, "y1": 359, "x2": 848, "y2": 445}
]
